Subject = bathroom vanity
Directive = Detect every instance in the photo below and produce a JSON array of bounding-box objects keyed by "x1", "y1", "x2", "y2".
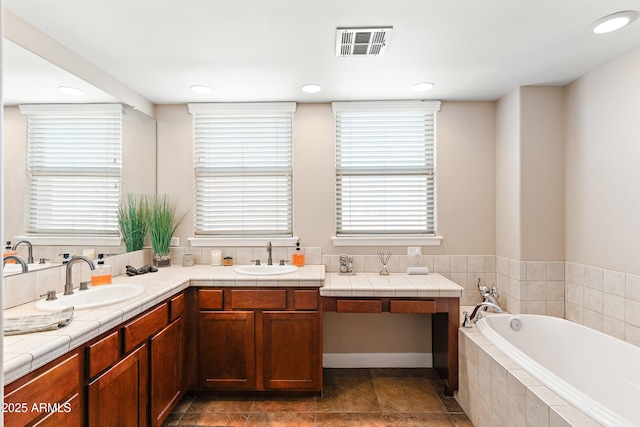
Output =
[{"x1": 2, "y1": 264, "x2": 462, "y2": 426}]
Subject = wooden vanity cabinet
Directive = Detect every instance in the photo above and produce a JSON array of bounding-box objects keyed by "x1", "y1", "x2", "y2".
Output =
[
  {"x1": 197, "y1": 288, "x2": 322, "y2": 392},
  {"x1": 150, "y1": 293, "x2": 186, "y2": 427},
  {"x1": 4, "y1": 352, "x2": 83, "y2": 427},
  {"x1": 86, "y1": 291, "x2": 187, "y2": 427},
  {"x1": 87, "y1": 345, "x2": 148, "y2": 427}
]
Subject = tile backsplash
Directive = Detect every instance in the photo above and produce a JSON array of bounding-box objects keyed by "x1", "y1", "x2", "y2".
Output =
[{"x1": 5, "y1": 245, "x2": 640, "y2": 347}]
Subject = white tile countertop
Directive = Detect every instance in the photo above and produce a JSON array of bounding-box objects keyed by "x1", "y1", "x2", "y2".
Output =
[
  {"x1": 2, "y1": 265, "x2": 462, "y2": 383},
  {"x1": 3, "y1": 264, "x2": 324, "y2": 383},
  {"x1": 321, "y1": 272, "x2": 463, "y2": 298}
]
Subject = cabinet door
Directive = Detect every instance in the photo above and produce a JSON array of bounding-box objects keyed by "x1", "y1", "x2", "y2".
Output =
[
  {"x1": 198, "y1": 311, "x2": 255, "y2": 389},
  {"x1": 88, "y1": 345, "x2": 148, "y2": 427},
  {"x1": 150, "y1": 317, "x2": 183, "y2": 427},
  {"x1": 4, "y1": 353, "x2": 81, "y2": 427},
  {"x1": 262, "y1": 311, "x2": 321, "y2": 390}
]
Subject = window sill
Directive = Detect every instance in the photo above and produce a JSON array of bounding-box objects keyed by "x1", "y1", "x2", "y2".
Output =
[
  {"x1": 331, "y1": 236, "x2": 443, "y2": 247},
  {"x1": 16, "y1": 235, "x2": 121, "y2": 246},
  {"x1": 188, "y1": 237, "x2": 299, "y2": 247}
]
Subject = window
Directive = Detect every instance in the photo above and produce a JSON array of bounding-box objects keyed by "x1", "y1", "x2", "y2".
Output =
[
  {"x1": 189, "y1": 103, "x2": 295, "y2": 236},
  {"x1": 20, "y1": 104, "x2": 122, "y2": 236},
  {"x1": 333, "y1": 101, "x2": 440, "y2": 236}
]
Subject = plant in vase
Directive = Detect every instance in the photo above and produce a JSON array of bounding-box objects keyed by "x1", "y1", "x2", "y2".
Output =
[
  {"x1": 118, "y1": 194, "x2": 149, "y2": 252},
  {"x1": 147, "y1": 194, "x2": 187, "y2": 267}
]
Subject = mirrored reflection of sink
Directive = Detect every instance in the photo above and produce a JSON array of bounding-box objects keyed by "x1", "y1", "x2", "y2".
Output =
[
  {"x1": 35, "y1": 284, "x2": 145, "y2": 312},
  {"x1": 235, "y1": 265, "x2": 298, "y2": 276},
  {"x1": 3, "y1": 262, "x2": 53, "y2": 276}
]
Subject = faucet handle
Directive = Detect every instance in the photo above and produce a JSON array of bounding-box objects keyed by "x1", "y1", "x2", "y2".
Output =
[
  {"x1": 40, "y1": 290, "x2": 57, "y2": 301},
  {"x1": 79, "y1": 281, "x2": 91, "y2": 291},
  {"x1": 250, "y1": 259, "x2": 261, "y2": 266},
  {"x1": 279, "y1": 259, "x2": 290, "y2": 266},
  {"x1": 462, "y1": 311, "x2": 471, "y2": 328}
]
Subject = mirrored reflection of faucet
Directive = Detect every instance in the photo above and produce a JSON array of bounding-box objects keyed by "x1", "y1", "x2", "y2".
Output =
[
  {"x1": 65, "y1": 255, "x2": 96, "y2": 295},
  {"x1": 12, "y1": 240, "x2": 34, "y2": 264},
  {"x1": 470, "y1": 301, "x2": 503, "y2": 323},
  {"x1": 3, "y1": 255, "x2": 28, "y2": 272},
  {"x1": 266, "y1": 241, "x2": 273, "y2": 265}
]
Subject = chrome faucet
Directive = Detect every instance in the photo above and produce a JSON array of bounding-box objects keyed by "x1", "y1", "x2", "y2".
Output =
[
  {"x1": 266, "y1": 241, "x2": 273, "y2": 265},
  {"x1": 477, "y1": 277, "x2": 500, "y2": 305},
  {"x1": 12, "y1": 240, "x2": 34, "y2": 264},
  {"x1": 65, "y1": 255, "x2": 96, "y2": 295},
  {"x1": 3, "y1": 255, "x2": 28, "y2": 272},
  {"x1": 470, "y1": 301, "x2": 503, "y2": 323}
]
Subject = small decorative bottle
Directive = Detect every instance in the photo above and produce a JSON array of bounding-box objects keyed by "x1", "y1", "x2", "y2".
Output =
[{"x1": 292, "y1": 241, "x2": 305, "y2": 267}]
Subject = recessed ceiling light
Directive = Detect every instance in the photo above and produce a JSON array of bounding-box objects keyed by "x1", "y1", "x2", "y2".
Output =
[
  {"x1": 411, "y1": 82, "x2": 435, "y2": 92},
  {"x1": 190, "y1": 85, "x2": 213, "y2": 94},
  {"x1": 301, "y1": 84, "x2": 322, "y2": 94},
  {"x1": 588, "y1": 10, "x2": 639, "y2": 34},
  {"x1": 58, "y1": 86, "x2": 85, "y2": 96}
]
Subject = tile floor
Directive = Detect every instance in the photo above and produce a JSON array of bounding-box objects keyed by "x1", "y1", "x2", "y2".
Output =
[{"x1": 162, "y1": 368, "x2": 473, "y2": 427}]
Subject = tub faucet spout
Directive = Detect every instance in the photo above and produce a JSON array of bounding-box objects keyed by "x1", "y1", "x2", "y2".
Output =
[{"x1": 470, "y1": 301, "x2": 503, "y2": 323}]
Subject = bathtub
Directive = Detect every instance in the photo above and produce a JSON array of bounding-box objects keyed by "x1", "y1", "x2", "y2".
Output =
[{"x1": 475, "y1": 314, "x2": 640, "y2": 427}]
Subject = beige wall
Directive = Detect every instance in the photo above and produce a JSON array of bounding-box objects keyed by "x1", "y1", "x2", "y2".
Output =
[
  {"x1": 157, "y1": 101, "x2": 497, "y2": 255},
  {"x1": 496, "y1": 89, "x2": 521, "y2": 259},
  {"x1": 520, "y1": 86, "x2": 564, "y2": 261},
  {"x1": 495, "y1": 86, "x2": 564, "y2": 262},
  {"x1": 2, "y1": 105, "x2": 157, "y2": 240},
  {"x1": 565, "y1": 47, "x2": 640, "y2": 275}
]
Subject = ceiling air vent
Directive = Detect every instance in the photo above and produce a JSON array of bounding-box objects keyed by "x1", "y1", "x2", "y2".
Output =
[{"x1": 335, "y1": 27, "x2": 393, "y2": 57}]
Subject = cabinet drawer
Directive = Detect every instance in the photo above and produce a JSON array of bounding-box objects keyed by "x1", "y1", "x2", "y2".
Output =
[
  {"x1": 32, "y1": 393, "x2": 81, "y2": 426},
  {"x1": 336, "y1": 299, "x2": 382, "y2": 313},
  {"x1": 87, "y1": 331, "x2": 120, "y2": 378},
  {"x1": 230, "y1": 289, "x2": 287, "y2": 309},
  {"x1": 390, "y1": 300, "x2": 436, "y2": 314},
  {"x1": 199, "y1": 289, "x2": 223, "y2": 310},
  {"x1": 122, "y1": 303, "x2": 168, "y2": 353},
  {"x1": 294, "y1": 290, "x2": 319, "y2": 310},
  {"x1": 170, "y1": 292, "x2": 185, "y2": 321},
  {"x1": 5, "y1": 354, "x2": 80, "y2": 427}
]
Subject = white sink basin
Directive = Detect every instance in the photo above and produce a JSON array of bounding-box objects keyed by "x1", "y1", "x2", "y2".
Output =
[
  {"x1": 235, "y1": 265, "x2": 298, "y2": 276},
  {"x1": 3, "y1": 262, "x2": 53, "y2": 276},
  {"x1": 35, "y1": 284, "x2": 145, "y2": 312}
]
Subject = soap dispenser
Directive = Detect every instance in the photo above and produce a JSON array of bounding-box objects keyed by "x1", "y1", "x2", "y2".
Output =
[
  {"x1": 92, "y1": 254, "x2": 113, "y2": 286},
  {"x1": 292, "y1": 241, "x2": 305, "y2": 267},
  {"x1": 4, "y1": 241, "x2": 17, "y2": 264}
]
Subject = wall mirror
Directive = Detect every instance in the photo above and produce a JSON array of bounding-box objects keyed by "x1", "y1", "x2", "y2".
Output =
[{"x1": 3, "y1": 38, "x2": 158, "y2": 275}]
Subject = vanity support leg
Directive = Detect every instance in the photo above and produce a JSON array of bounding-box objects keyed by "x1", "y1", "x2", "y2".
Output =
[{"x1": 432, "y1": 298, "x2": 459, "y2": 396}]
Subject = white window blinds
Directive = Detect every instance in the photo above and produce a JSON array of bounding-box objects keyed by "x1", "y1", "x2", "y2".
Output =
[
  {"x1": 189, "y1": 103, "x2": 296, "y2": 236},
  {"x1": 20, "y1": 104, "x2": 123, "y2": 236},
  {"x1": 333, "y1": 101, "x2": 441, "y2": 235}
]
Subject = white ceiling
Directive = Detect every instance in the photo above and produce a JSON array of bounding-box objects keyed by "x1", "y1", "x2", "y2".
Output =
[{"x1": 4, "y1": 0, "x2": 640, "y2": 106}]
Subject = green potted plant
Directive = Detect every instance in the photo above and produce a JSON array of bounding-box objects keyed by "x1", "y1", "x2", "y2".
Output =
[
  {"x1": 147, "y1": 194, "x2": 187, "y2": 267},
  {"x1": 118, "y1": 194, "x2": 149, "y2": 252}
]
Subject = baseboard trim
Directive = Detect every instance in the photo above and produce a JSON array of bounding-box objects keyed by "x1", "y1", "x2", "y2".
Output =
[{"x1": 323, "y1": 352, "x2": 432, "y2": 368}]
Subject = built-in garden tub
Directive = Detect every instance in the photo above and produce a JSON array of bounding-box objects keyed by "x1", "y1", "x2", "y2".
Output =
[{"x1": 457, "y1": 313, "x2": 640, "y2": 427}]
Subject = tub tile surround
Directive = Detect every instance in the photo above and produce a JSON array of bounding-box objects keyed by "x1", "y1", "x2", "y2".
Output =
[
  {"x1": 565, "y1": 261, "x2": 640, "y2": 347},
  {"x1": 457, "y1": 325, "x2": 603, "y2": 427},
  {"x1": 496, "y1": 257, "x2": 566, "y2": 318}
]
